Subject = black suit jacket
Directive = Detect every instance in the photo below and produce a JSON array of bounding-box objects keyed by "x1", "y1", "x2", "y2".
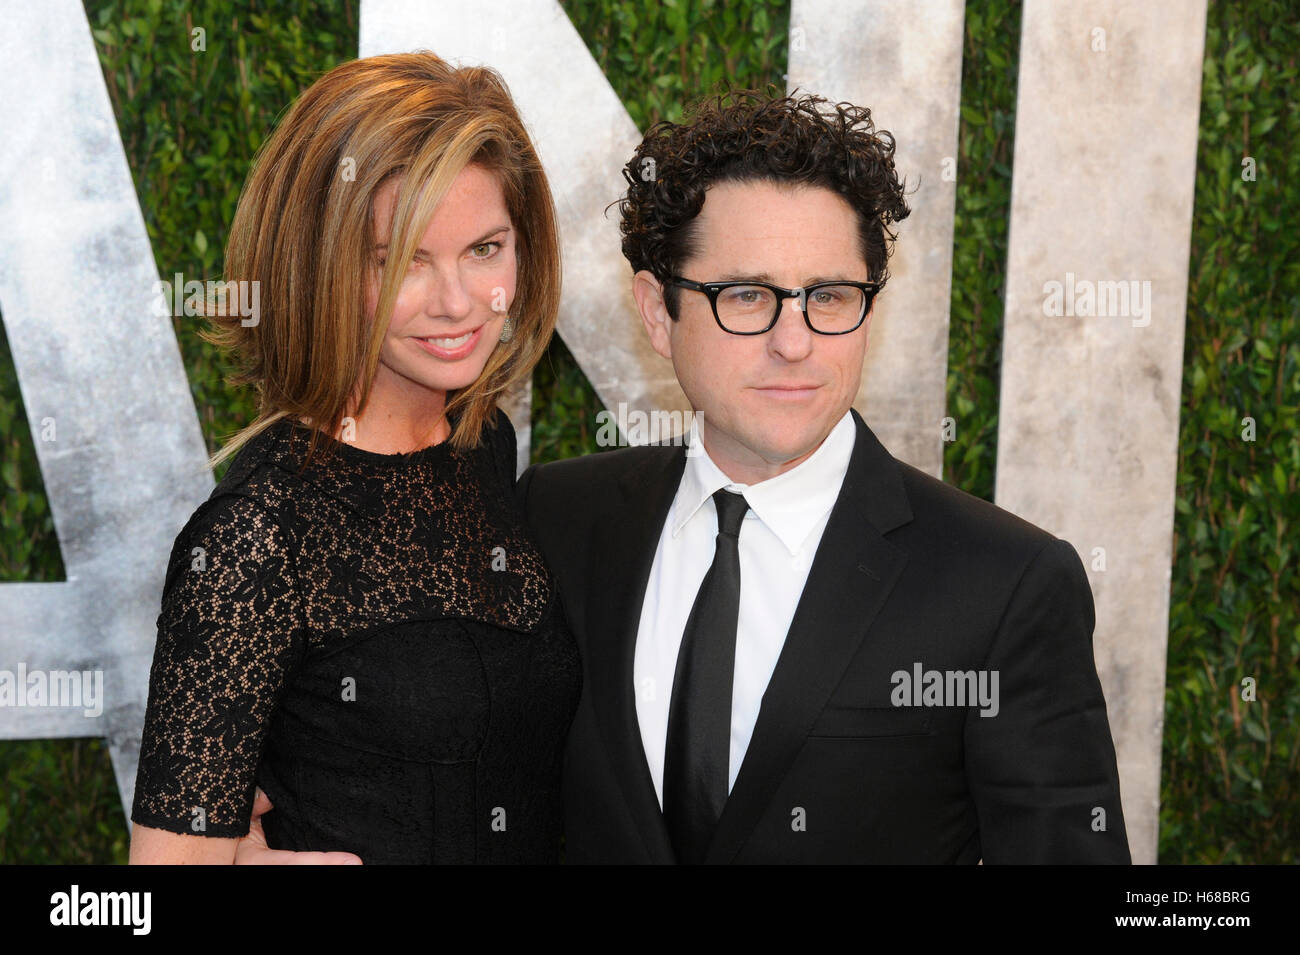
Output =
[{"x1": 518, "y1": 408, "x2": 1130, "y2": 863}]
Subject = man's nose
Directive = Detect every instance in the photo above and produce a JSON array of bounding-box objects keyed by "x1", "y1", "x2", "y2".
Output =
[{"x1": 767, "y1": 293, "x2": 814, "y2": 360}]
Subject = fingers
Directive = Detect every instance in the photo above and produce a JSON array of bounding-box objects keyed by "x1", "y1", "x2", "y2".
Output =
[
  {"x1": 236, "y1": 788, "x2": 360, "y2": 864},
  {"x1": 237, "y1": 846, "x2": 363, "y2": 865}
]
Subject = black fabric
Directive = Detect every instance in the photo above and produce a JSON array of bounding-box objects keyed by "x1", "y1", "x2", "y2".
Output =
[
  {"x1": 663, "y1": 489, "x2": 748, "y2": 865},
  {"x1": 131, "y1": 408, "x2": 581, "y2": 864},
  {"x1": 518, "y1": 408, "x2": 1131, "y2": 864}
]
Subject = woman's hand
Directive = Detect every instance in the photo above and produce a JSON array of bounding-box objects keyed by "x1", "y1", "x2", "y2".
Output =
[
  {"x1": 129, "y1": 789, "x2": 362, "y2": 863},
  {"x1": 232, "y1": 788, "x2": 363, "y2": 864}
]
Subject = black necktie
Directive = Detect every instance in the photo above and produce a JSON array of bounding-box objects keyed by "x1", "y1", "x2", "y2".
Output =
[{"x1": 663, "y1": 488, "x2": 750, "y2": 865}]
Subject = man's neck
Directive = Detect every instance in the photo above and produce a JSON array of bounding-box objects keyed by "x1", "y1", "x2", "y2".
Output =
[{"x1": 697, "y1": 423, "x2": 830, "y2": 487}]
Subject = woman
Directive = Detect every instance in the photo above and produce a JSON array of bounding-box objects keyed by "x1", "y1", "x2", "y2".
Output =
[{"x1": 128, "y1": 51, "x2": 580, "y2": 863}]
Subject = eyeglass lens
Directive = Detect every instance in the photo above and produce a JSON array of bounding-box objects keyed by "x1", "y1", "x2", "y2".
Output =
[{"x1": 714, "y1": 284, "x2": 868, "y2": 333}]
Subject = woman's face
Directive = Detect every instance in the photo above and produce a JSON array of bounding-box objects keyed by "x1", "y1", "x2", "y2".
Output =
[{"x1": 365, "y1": 162, "x2": 517, "y2": 403}]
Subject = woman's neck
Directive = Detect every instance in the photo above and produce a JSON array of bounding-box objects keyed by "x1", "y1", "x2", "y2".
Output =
[
  {"x1": 336, "y1": 373, "x2": 451, "y2": 455},
  {"x1": 342, "y1": 407, "x2": 450, "y2": 454}
]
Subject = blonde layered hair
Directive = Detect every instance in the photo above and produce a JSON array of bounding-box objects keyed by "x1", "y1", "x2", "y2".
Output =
[{"x1": 204, "y1": 51, "x2": 561, "y2": 470}]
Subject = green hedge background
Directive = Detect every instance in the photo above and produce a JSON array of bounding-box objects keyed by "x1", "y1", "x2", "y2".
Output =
[{"x1": 0, "y1": 0, "x2": 1294, "y2": 864}]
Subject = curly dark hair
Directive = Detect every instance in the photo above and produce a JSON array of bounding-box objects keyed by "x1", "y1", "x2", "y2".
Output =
[{"x1": 617, "y1": 89, "x2": 911, "y2": 317}]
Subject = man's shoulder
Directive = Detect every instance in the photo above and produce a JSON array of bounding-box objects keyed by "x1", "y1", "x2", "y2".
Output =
[
  {"x1": 886, "y1": 455, "x2": 1068, "y2": 565},
  {"x1": 519, "y1": 443, "x2": 681, "y2": 561},
  {"x1": 528, "y1": 442, "x2": 681, "y2": 495},
  {"x1": 866, "y1": 457, "x2": 1094, "y2": 628}
]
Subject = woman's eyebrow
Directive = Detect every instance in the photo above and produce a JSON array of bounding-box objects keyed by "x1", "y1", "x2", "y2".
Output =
[
  {"x1": 373, "y1": 225, "x2": 512, "y2": 256},
  {"x1": 465, "y1": 225, "x2": 512, "y2": 247}
]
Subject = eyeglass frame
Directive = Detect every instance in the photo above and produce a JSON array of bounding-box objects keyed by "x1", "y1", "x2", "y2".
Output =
[{"x1": 666, "y1": 275, "x2": 883, "y2": 336}]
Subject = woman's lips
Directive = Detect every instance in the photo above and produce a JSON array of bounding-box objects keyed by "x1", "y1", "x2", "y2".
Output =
[{"x1": 413, "y1": 325, "x2": 484, "y2": 360}]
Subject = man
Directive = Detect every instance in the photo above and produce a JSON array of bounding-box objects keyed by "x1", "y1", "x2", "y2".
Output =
[{"x1": 517, "y1": 92, "x2": 1130, "y2": 863}]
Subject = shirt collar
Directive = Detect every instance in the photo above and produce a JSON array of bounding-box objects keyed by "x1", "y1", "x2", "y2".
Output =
[{"x1": 670, "y1": 409, "x2": 857, "y2": 556}]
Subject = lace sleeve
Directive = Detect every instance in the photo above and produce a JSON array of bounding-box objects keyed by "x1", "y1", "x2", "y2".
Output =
[{"x1": 130, "y1": 493, "x2": 305, "y2": 838}]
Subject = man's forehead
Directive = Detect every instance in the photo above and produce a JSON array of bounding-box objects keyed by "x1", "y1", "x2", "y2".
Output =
[
  {"x1": 689, "y1": 181, "x2": 867, "y2": 272},
  {"x1": 695, "y1": 180, "x2": 857, "y2": 229}
]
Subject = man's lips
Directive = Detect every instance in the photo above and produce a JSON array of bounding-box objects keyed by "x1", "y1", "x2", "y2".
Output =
[
  {"x1": 412, "y1": 325, "x2": 484, "y2": 359},
  {"x1": 752, "y1": 383, "x2": 823, "y2": 398},
  {"x1": 754, "y1": 382, "x2": 821, "y2": 392}
]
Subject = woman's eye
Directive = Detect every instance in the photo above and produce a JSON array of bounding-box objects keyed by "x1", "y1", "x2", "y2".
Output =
[{"x1": 471, "y1": 241, "x2": 501, "y2": 259}]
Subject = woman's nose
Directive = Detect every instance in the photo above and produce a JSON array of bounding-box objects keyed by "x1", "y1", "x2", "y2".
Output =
[{"x1": 423, "y1": 266, "x2": 474, "y2": 321}]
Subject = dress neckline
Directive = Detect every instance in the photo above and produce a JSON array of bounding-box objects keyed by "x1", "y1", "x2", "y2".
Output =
[{"x1": 282, "y1": 416, "x2": 458, "y2": 469}]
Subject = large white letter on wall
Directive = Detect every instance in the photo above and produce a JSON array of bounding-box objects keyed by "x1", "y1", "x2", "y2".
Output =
[
  {"x1": 996, "y1": 0, "x2": 1208, "y2": 863},
  {"x1": 788, "y1": 0, "x2": 966, "y2": 477},
  {"x1": 0, "y1": 0, "x2": 214, "y2": 819}
]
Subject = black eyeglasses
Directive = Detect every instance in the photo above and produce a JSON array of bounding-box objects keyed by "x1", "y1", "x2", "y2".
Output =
[{"x1": 667, "y1": 276, "x2": 882, "y2": 335}]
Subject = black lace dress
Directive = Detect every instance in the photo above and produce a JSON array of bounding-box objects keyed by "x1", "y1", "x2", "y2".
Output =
[{"x1": 130, "y1": 408, "x2": 581, "y2": 863}]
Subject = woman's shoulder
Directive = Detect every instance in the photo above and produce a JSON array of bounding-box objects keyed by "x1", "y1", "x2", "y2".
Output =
[
  {"x1": 162, "y1": 486, "x2": 298, "y2": 604},
  {"x1": 162, "y1": 423, "x2": 307, "y2": 588},
  {"x1": 216, "y1": 417, "x2": 310, "y2": 495},
  {"x1": 197, "y1": 418, "x2": 330, "y2": 528}
]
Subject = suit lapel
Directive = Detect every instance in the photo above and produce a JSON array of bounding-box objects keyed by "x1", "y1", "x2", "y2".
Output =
[
  {"x1": 584, "y1": 444, "x2": 686, "y2": 864},
  {"x1": 704, "y1": 410, "x2": 914, "y2": 863}
]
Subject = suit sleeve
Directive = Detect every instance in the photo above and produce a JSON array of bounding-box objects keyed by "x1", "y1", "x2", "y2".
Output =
[{"x1": 964, "y1": 537, "x2": 1131, "y2": 863}]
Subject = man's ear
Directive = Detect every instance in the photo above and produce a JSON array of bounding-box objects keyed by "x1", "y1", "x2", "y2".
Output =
[{"x1": 632, "y1": 270, "x2": 674, "y2": 360}]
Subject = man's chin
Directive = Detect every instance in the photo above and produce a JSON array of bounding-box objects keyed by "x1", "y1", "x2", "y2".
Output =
[{"x1": 736, "y1": 432, "x2": 826, "y2": 475}]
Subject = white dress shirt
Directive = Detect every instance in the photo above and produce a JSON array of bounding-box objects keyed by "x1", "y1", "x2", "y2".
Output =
[{"x1": 633, "y1": 410, "x2": 857, "y2": 805}]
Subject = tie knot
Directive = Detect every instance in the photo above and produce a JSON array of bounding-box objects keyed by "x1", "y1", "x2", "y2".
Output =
[{"x1": 712, "y1": 489, "x2": 749, "y2": 538}]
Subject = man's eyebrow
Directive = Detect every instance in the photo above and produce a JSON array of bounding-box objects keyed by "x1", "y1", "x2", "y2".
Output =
[
  {"x1": 803, "y1": 273, "x2": 868, "y2": 285},
  {"x1": 715, "y1": 271, "x2": 777, "y2": 283},
  {"x1": 713, "y1": 271, "x2": 865, "y2": 285},
  {"x1": 373, "y1": 225, "x2": 512, "y2": 256}
]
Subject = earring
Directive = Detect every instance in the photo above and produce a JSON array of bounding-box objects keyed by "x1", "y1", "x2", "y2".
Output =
[{"x1": 499, "y1": 315, "x2": 515, "y2": 343}]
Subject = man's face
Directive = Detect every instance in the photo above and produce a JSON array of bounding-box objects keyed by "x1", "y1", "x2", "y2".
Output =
[{"x1": 634, "y1": 179, "x2": 872, "y2": 484}]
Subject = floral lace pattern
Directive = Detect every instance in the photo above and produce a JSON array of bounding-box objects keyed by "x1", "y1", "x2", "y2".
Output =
[{"x1": 130, "y1": 410, "x2": 580, "y2": 861}]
